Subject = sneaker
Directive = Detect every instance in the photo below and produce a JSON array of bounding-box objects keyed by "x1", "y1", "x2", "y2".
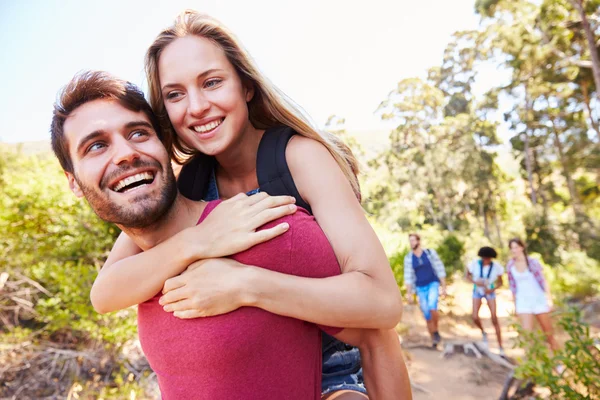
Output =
[
  {"x1": 498, "y1": 348, "x2": 506, "y2": 357},
  {"x1": 433, "y1": 331, "x2": 442, "y2": 345},
  {"x1": 481, "y1": 331, "x2": 488, "y2": 347}
]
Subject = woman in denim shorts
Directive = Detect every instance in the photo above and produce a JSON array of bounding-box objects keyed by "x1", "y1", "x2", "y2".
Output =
[{"x1": 466, "y1": 246, "x2": 505, "y2": 356}]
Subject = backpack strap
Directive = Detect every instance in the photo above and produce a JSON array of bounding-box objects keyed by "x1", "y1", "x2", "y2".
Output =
[
  {"x1": 256, "y1": 126, "x2": 312, "y2": 214},
  {"x1": 177, "y1": 153, "x2": 216, "y2": 201}
]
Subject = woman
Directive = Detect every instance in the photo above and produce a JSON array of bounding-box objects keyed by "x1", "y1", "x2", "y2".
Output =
[
  {"x1": 506, "y1": 238, "x2": 558, "y2": 352},
  {"x1": 465, "y1": 246, "x2": 504, "y2": 355},
  {"x1": 92, "y1": 10, "x2": 408, "y2": 400}
]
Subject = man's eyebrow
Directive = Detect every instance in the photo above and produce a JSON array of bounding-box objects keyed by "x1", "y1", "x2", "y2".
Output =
[
  {"x1": 124, "y1": 120, "x2": 154, "y2": 130},
  {"x1": 75, "y1": 121, "x2": 153, "y2": 154},
  {"x1": 161, "y1": 68, "x2": 224, "y2": 91},
  {"x1": 76, "y1": 130, "x2": 105, "y2": 154}
]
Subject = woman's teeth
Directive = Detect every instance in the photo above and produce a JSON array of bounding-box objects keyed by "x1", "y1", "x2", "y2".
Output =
[{"x1": 193, "y1": 119, "x2": 223, "y2": 133}]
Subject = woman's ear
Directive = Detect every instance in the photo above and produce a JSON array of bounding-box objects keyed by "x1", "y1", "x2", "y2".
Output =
[{"x1": 244, "y1": 81, "x2": 255, "y2": 103}]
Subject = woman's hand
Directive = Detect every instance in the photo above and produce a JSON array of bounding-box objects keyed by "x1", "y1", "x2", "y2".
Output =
[
  {"x1": 159, "y1": 258, "x2": 251, "y2": 319},
  {"x1": 185, "y1": 192, "x2": 297, "y2": 259}
]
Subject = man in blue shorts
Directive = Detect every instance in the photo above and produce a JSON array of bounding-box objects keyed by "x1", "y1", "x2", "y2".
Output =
[{"x1": 404, "y1": 233, "x2": 447, "y2": 347}]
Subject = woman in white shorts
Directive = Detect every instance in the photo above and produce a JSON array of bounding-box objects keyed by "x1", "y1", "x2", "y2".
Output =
[{"x1": 506, "y1": 238, "x2": 558, "y2": 352}]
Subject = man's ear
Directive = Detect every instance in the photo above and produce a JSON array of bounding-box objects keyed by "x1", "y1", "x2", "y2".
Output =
[{"x1": 65, "y1": 172, "x2": 84, "y2": 198}]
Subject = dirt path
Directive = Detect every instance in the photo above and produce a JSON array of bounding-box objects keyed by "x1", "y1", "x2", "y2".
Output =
[{"x1": 400, "y1": 281, "x2": 520, "y2": 400}]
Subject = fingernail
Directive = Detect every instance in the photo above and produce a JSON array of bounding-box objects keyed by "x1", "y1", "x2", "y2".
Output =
[
  {"x1": 282, "y1": 222, "x2": 289, "y2": 230},
  {"x1": 290, "y1": 197, "x2": 296, "y2": 203},
  {"x1": 289, "y1": 204, "x2": 297, "y2": 211},
  {"x1": 163, "y1": 306, "x2": 171, "y2": 312}
]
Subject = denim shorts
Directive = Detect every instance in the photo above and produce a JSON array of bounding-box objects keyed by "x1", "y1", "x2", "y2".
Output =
[
  {"x1": 473, "y1": 290, "x2": 496, "y2": 300},
  {"x1": 416, "y1": 281, "x2": 440, "y2": 321},
  {"x1": 321, "y1": 333, "x2": 367, "y2": 395}
]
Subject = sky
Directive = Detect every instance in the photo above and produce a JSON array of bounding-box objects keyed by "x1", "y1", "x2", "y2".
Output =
[{"x1": 0, "y1": 0, "x2": 487, "y2": 143}]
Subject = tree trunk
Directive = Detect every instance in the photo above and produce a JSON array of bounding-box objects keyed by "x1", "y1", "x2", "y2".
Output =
[
  {"x1": 581, "y1": 82, "x2": 600, "y2": 141},
  {"x1": 571, "y1": 0, "x2": 600, "y2": 103},
  {"x1": 523, "y1": 131, "x2": 538, "y2": 204},
  {"x1": 550, "y1": 120, "x2": 583, "y2": 218},
  {"x1": 480, "y1": 201, "x2": 491, "y2": 242},
  {"x1": 493, "y1": 211, "x2": 503, "y2": 246}
]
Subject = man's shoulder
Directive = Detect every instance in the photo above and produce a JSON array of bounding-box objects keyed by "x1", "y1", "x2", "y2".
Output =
[{"x1": 424, "y1": 248, "x2": 437, "y2": 257}]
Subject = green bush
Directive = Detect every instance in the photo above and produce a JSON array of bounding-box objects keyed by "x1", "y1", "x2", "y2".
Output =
[
  {"x1": 389, "y1": 247, "x2": 410, "y2": 291},
  {"x1": 435, "y1": 234, "x2": 465, "y2": 279},
  {"x1": 514, "y1": 309, "x2": 600, "y2": 399},
  {"x1": 524, "y1": 208, "x2": 561, "y2": 266},
  {"x1": 0, "y1": 149, "x2": 141, "y2": 397},
  {"x1": 545, "y1": 251, "x2": 600, "y2": 302}
]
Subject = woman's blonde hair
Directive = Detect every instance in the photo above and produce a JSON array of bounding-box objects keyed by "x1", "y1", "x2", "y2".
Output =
[{"x1": 145, "y1": 10, "x2": 360, "y2": 200}]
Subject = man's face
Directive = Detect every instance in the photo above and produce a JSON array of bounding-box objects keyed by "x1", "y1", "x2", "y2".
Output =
[
  {"x1": 63, "y1": 99, "x2": 177, "y2": 228},
  {"x1": 409, "y1": 236, "x2": 420, "y2": 250}
]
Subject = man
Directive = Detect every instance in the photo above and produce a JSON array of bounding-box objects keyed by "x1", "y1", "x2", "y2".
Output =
[
  {"x1": 50, "y1": 71, "x2": 411, "y2": 399},
  {"x1": 404, "y1": 233, "x2": 446, "y2": 347}
]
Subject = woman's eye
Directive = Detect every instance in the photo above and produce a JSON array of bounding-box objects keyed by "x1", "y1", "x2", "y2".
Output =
[
  {"x1": 205, "y1": 78, "x2": 222, "y2": 89},
  {"x1": 166, "y1": 91, "x2": 181, "y2": 100}
]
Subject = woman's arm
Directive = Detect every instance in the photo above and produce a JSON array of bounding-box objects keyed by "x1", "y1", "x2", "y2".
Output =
[
  {"x1": 249, "y1": 137, "x2": 401, "y2": 328},
  {"x1": 161, "y1": 137, "x2": 402, "y2": 328},
  {"x1": 91, "y1": 193, "x2": 297, "y2": 313}
]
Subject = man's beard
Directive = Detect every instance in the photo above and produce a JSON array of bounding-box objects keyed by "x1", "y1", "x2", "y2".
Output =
[
  {"x1": 411, "y1": 243, "x2": 420, "y2": 250},
  {"x1": 76, "y1": 160, "x2": 178, "y2": 229}
]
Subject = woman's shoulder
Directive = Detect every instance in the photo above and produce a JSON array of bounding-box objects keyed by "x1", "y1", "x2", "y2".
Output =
[
  {"x1": 527, "y1": 256, "x2": 543, "y2": 269},
  {"x1": 286, "y1": 135, "x2": 328, "y2": 159}
]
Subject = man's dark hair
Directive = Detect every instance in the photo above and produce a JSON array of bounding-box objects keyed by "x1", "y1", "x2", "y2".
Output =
[
  {"x1": 477, "y1": 246, "x2": 498, "y2": 259},
  {"x1": 50, "y1": 71, "x2": 163, "y2": 173},
  {"x1": 409, "y1": 233, "x2": 421, "y2": 241}
]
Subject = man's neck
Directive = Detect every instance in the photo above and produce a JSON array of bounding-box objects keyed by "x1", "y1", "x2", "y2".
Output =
[
  {"x1": 117, "y1": 194, "x2": 205, "y2": 251},
  {"x1": 413, "y1": 247, "x2": 423, "y2": 256}
]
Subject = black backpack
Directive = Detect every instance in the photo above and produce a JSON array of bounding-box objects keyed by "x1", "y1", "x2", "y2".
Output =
[{"x1": 178, "y1": 125, "x2": 311, "y2": 214}]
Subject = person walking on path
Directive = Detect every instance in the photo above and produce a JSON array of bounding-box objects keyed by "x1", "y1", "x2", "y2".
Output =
[
  {"x1": 465, "y1": 246, "x2": 505, "y2": 356},
  {"x1": 404, "y1": 234, "x2": 446, "y2": 347}
]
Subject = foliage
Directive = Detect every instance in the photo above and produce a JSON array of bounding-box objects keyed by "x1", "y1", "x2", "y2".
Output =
[
  {"x1": 436, "y1": 234, "x2": 466, "y2": 278},
  {"x1": 514, "y1": 309, "x2": 600, "y2": 399},
  {"x1": 545, "y1": 251, "x2": 600, "y2": 301},
  {"x1": 389, "y1": 247, "x2": 410, "y2": 291},
  {"x1": 0, "y1": 147, "x2": 144, "y2": 397}
]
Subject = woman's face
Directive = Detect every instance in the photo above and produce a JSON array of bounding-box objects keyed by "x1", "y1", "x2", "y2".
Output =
[
  {"x1": 509, "y1": 242, "x2": 524, "y2": 258},
  {"x1": 158, "y1": 35, "x2": 254, "y2": 156}
]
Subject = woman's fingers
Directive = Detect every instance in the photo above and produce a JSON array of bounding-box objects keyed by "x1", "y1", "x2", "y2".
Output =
[
  {"x1": 162, "y1": 298, "x2": 194, "y2": 313},
  {"x1": 243, "y1": 191, "x2": 270, "y2": 206},
  {"x1": 160, "y1": 282, "x2": 187, "y2": 302},
  {"x1": 249, "y1": 223, "x2": 290, "y2": 246},
  {"x1": 173, "y1": 310, "x2": 203, "y2": 319},
  {"x1": 250, "y1": 204, "x2": 297, "y2": 228},
  {"x1": 252, "y1": 194, "x2": 296, "y2": 210}
]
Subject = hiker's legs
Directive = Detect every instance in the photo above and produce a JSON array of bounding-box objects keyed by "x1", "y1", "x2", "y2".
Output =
[
  {"x1": 358, "y1": 329, "x2": 412, "y2": 400},
  {"x1": 535, "y1": 312, "x2": 559, "y2": 352},
  {"x1": 518, "y1": 313, "x2": 535, "y2": 332},
  {"x1": 416, "y1": 285, "x2": 433, "y2": 335},
  {"x1": 472, "y1": 297, "x2": 484, "y2": 332},
  {"x1": 429, "y1": 310, "x2": 439, "y2": 333},
  {"x1": 428, "y1": 282, "x2": 440, "y2": 333},
  {"x1": 487, "y1": 297, "x2": 503, "y2": 349}
]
